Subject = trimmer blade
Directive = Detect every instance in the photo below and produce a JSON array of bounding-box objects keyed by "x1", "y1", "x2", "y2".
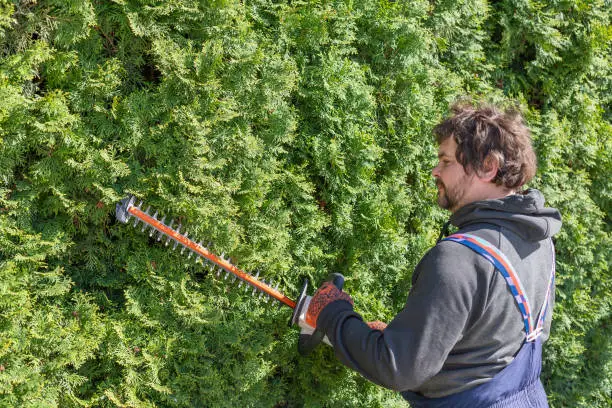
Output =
[{"x1": 116, "y1": 196, "x2": 297, "y2": 309}]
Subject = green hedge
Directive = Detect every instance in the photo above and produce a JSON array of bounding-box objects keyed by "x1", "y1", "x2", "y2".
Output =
[{"x1": 0, "y1": 1, "x2": 609, "y2": 406}]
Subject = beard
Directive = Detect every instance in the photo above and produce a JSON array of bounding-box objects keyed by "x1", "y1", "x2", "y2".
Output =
[{"x1": 436, "y1": 177, "x2": 470, "y2": 212}]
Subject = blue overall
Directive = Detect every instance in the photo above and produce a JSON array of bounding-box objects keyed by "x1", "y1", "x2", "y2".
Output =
[{"x1": 402, "y1": 233, "x2": 555, "y2": 408}]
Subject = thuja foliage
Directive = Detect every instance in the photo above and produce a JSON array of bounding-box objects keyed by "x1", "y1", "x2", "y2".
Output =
[{"x1": 0, "y1": 0, "x2": 609, "y2": 406}]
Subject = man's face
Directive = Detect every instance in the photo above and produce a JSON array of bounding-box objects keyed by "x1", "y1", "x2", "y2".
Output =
[{"x1": 431, "y1": 137, "x2": 474, "y2": 213}]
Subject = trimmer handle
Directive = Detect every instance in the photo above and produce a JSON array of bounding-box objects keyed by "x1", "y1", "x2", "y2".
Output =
[
  {"x1": 289, "y1": 273, "x2": 345, "y2": 355},
  {"x1": 328, "y1": 273, "x2": 345, "y2": 291}
]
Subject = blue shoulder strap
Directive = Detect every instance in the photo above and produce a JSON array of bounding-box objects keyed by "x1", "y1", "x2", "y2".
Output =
[{"x1": 442, "y1": 233, "x2": 554, "y2": 341}]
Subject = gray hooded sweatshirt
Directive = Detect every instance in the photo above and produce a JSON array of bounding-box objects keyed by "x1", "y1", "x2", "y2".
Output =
[{"x1": 317, "y1": 189, "x2": 562, "y2": 397}]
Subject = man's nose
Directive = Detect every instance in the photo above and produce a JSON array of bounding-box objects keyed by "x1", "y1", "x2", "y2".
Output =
[{"x1": 432, "y1": 164, "x2": 440, "y2": 178}]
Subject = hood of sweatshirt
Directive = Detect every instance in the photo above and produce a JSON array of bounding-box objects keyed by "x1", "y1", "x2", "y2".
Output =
[{"x1": 449, "y1": 189, "x2": 562, "y2": 242}]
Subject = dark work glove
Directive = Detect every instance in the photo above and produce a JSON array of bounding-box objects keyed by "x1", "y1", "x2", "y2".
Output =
[
  {"x1": 367, "y1": 320, "x2": 388, "y2": 331},
  {"x1": 304, "y1": 281, "x2": 354, "y2": 328}
]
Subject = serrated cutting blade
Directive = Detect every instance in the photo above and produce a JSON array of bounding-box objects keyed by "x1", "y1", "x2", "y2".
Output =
[{"x1": 116, "y1": 195, "x2": 297, "y2": 309}]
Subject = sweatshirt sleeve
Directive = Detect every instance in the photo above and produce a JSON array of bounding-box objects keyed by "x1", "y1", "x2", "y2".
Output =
[{"x1": 316, "y1": 242, "x2": 480, "y2": 392}]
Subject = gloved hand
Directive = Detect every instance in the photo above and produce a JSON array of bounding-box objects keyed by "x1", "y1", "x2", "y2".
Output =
[
  {"x1": 293, "y1": 273, "x2": 353, "y2": 355},
  {"x1": 303, "y1": 281, "x2": 354, "y2": 328},
  {"x1": 367, "y1": 320, "x2": 388, "y2": 331}
]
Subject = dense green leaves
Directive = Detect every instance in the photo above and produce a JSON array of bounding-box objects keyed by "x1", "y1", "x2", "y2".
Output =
[{"x1": 0, "y1": 0, "x2": 609, "y2": 406}]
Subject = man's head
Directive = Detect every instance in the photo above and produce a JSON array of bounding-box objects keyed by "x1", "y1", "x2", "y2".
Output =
[{"x1": 431, "y1": 102, "x2": 537, "y2": 212}]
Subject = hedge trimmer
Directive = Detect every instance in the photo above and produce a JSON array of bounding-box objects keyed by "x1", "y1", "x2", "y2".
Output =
[{"x1": 116, "y1": 195, "x2": 342, "y2": 354}]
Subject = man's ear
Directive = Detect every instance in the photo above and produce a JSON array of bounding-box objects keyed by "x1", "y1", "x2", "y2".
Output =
[{"x1": 480, "y1": 154, "x2": 500, "y2": 182}]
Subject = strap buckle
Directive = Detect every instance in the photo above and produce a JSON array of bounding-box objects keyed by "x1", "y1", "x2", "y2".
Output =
[{"x1": 526, "y1": 327, "x2": 543, "y2": 342}]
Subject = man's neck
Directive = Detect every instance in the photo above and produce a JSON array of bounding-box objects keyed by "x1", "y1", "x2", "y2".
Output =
[{"x1": 451, "y1": 182, "x2": 516, "y2": 214}]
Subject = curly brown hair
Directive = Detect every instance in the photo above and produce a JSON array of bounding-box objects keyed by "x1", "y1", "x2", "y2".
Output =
[{"x1": 433, "y1": 102, "x2": 537, "y2": 189}]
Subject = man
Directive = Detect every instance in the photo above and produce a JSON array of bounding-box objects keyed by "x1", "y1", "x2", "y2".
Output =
[{"x1": 299, "y1": 102, "x2": 562, "y2": 407}]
